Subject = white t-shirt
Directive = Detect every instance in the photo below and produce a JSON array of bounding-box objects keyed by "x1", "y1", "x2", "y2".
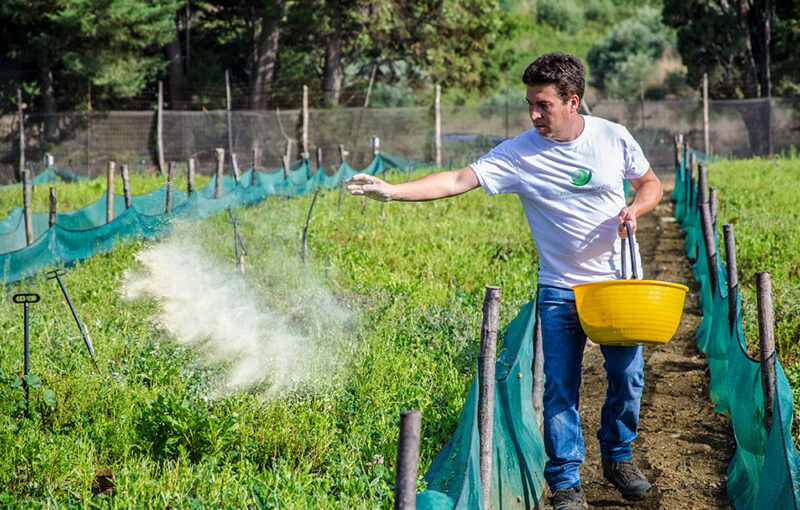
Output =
[{"x1": 470, "y1": 115, "x2": 650, "y2": 289}]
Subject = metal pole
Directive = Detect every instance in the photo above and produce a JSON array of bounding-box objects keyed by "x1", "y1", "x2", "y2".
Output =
[
  {"x1": 723, "y1": 225, "x2": 738, "y2": 333},
  {"x1": 121, "y1": 164, "x2": 132, "y2": 209},
  {"x1": 106, "y1": 161, "x2": 115, "y2": 224},
  {"x1": 395, "y1": 410, "x2": 421, "y2": 510},
  {"x1": 703, "y1": 73, "x2": 710, "y2": 156},
  {"x1": 49, "y1": 187, "x2": 57, "y2": 227},
  {"x1": 302, "y1": 85, "x2": 309, "y2": 159},
  {"x1": 215, "y1": 148, "x2": 225, "y2": 199},
  {"x1": 13, "y1": 293, "x2": 41, "y2": 417},
  {"x1": 700, "y1": 202, "x2": 718, "y2": 296},
  {"x1": 46, "y1": 269, "x2": 97, "y2": 366},
  {"x1": 756, "y1": 271, "x2": 776, "y2": 432},
  {"x1": 479, "y1": 285, "x2": 502, "y2": 508}
]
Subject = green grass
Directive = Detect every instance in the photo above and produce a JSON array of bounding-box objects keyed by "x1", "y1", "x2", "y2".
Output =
[{"x1": 0, "y1": 168, "x2": 535, "y2": 507}]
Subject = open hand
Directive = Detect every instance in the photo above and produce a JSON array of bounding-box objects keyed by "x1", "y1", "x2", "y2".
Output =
[
  {"x1": 617, "y1": 207, "x2": 637, "y2": 238},
  {"x1": 346, "y1": 174, "x2": 392, "y2": 202}
]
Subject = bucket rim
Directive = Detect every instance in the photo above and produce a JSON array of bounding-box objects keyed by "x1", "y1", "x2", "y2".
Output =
[{"x1": 571, "y1": 279, "x2": 689, "y2": 293}]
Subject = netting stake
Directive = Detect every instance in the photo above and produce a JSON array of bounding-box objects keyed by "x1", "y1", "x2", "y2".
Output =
[
  {"x1": 479, "y1": 285, "x2": 502, "y2": 507},
  {"x1": 106, "y1": 161, "x2": 115, "y2": 223},
  {"x1": 227, "y1": 207, "x2": 247, "y2": 275},
  {"x1": 157, "y1": 81, "x2": 165, "y2": 175},
  {"x1": 215, "y1": 148, "x2": 225, "y2": 199},
  {"x1": 709, "y1": 187, "x2": 718, "y2": 225},
  {"x1": 337, "y1": 144, "x2": 346, "y2": 215},
  {"x1": 698, "y1": 162, "x2": 708, "y2": 204},
  {"x1": 18, "y1": 88, "x2": 25, "y2": 183},
  {"x1": 46, "y1": 269, "x2": 98, "y2": 368},
  {"x1": 231, "y1": 153, "x2": 240, "y2": 183},
  {"x1": 49, "y1": 187, "x2": 57, "y2": 227},
  {"x1": 723, "y1": 225, "x2": 738, "y2": 334},
  {"x1": 12, "y1": 293, "x2": 40, "y2": 417},
  {"x1": 395, "y1": 410, "x2": 421, "y2": 510},
  {"x1": 22, "y1": 167, "x2": 33, "y2": 246},
  {"x1": 121, "y1": 164, "x2": 132, "y2": 209},
  {"x1": 165, "y1": 162, "x2": 175, "y2": 213},
  {"x1": 756, "y1": 271, "x2": 776, "y2": 432},
  {"x1": 315, "y1": 147, "x2": 323, "y2": 176},
  {"x1": 187, "y1": 158, "x2": 195, "y2": 195},
  {"x1": 699, "y1": 202, "x2": 718, "y2": 297},
  {"x1": 301, "y1": 190, "x2": 320, "y2": 264}
]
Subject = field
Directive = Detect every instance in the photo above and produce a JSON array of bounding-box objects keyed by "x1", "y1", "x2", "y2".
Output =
[
  {"x1": 0, "y1": 168, "x2": 536, "y2": 507},
  {"x1": 1, "y1": 153, "x2": 798, "y2": 506}
]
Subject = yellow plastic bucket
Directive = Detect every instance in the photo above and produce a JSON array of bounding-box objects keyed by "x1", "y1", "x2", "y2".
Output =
[{"x1": 572, "y1": 279, "x2": 689, "y2": 346}]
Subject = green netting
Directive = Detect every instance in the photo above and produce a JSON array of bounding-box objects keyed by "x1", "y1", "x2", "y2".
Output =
[
  {"x1": 674, "y1": 151, "x2": 800, "y2": 509},
  {"x1": 1, "y1": 154, "x2": 410, "y2": 284},
  {"x1": 0, "y1": 166, "x2": 86, "y2": 191},
  {"x1": 417, "y1": 299, "x2": 547, "y2": 509}
]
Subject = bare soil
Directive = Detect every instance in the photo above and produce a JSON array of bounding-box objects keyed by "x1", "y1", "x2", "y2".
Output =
[{"x1": 561, "y1": 181, "x2": 735, "y2": 509}]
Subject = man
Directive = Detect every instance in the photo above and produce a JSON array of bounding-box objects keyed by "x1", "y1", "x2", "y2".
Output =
[{"x1": 347, "y1": 52, "x2": 662, "y2": 510}]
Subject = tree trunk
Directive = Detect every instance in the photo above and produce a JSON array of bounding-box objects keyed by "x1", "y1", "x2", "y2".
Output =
[
  {"x1": 250, "y1": 2, "x2": 281, "y2": 110},
  {"x1": 323, "y1": 30, "x2": 344, "y2": 105},
  {"x1": 166, "y1": 32, "x2": 184, "y2": 109},
  {"x1": 38, "y1": 52, "x2": 58, "y2": 142},
  {"x1": 737, "y1": 0, "x2": 759, "y2": 99}
]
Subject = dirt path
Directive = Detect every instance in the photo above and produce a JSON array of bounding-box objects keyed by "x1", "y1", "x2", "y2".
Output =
[{"x1": 575, "y1": 182, "x2": 735, "y2": 509}]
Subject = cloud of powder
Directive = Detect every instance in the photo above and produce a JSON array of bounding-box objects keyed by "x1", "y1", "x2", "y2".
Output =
[{"x1": 121, "y1": 232, "x2": 351, "y2": 397}]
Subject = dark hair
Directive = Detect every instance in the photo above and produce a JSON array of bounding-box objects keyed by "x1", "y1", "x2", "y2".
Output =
[{"x1": 522, "y1": 52, "x2": 585, "y2": 103}]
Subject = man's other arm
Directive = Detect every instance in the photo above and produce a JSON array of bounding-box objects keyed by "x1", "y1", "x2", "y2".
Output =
[
  {"x1": 346, "y1": 166, "x2": 481, "y2": 202},
  {"x1": 618, "y1": 168, "x2": 663, "y2": 237}
]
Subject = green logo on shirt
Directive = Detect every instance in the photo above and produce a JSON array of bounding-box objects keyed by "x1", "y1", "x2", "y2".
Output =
[{"x1": 570, "y1": 169, "x2": 592, "y2": 186}]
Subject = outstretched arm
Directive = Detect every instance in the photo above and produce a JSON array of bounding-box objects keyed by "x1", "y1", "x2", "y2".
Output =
[
  {"x1": 346, "y1": 166, "x2": 481, "y2": 202},
  {"x1": 618, "y1": 167, "x2": 663, "y2": 238}
]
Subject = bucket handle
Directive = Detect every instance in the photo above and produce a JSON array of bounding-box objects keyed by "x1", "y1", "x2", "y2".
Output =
[{"x1": 620, "y1": 221, "x2": 638, "y2": 280}]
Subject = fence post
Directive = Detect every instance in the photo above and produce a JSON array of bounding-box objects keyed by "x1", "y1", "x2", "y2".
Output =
[
  {"x1": 251, "y1": 149, "x2": 258, "y2": 186},
  {"x1": 709, "y1": 187, "x2": 718, "y2": 225},
  {"x1": 157, "y1": 81, "x2": 165, "y2": 175},
  {"x1": 187, "y1": 158, "x2": 195, "y2": 195},
  {"x1": 121, "y1": 164, "x2": 132, "y2": 209},
  {"x1": 338, "y1": 144, "x2": 346, "y2": 215},
  {"x1": 372, "y1": 136, "x2": 380, "y2": 156},
  {"x1": 225, "y1": 69, "x2": 234, "y2": 169},
  {"x1": 723, "y1": 225, "x2": 738, "y2": 333},
  {"x1": 215, "y1": 148, "x2": 225, "y2": 199},
  {"x1": 18, "y1": 88, "x2": 25, "y2": 183},
  {"x1": 315, "y1": 147, "x2": 323, "y2": 176},
  {"x1": 302, "y1": 85, "x2": 309, "y2": 159},
  {"x1": 231, "y1": 153, "x2": 240, "y2": 183},
  {"x1": 48, "y1": 187, "x2": 57, "y2": 227},
  {"x1": 699, "y1": 202, "x2": 718, "y2": 296},
  {"x1": 479, "y1": 285, "x2": 502, "y2": 508},
  {"x1": 697, "y1": 162, "x2": 708, "y2": 205},
  {"x1": 395, "y1": 410, "x2": 421, "y2": 510},
  {"x1": 755, "y1": 271, "x2": 776, "y2": 432},
  {"x1": 703, "y1": 72, "x2": 710, "y2": 156},
  {"x1": 106, "y1": 161, "x2": 115, "y2": 224},
  {"x1": 434, "y1": 85, "x2": 441, "y2": 167},
  {"x1": 22, "y1": 169, "x2": 33, "y2": 245},
  {"x1": 283, "y1": 140, "x2": 292, "y2": 179},
  {"x1": 165, "y1": 162, "x2": 175, "y2": 213}
]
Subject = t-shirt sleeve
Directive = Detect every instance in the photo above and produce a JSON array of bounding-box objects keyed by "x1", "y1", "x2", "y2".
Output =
[
  {"x1": 469, "y1": 140, "x2": 521, "y2": 196},
  {"x1": 620, "y1": 128, "x2": 651, "y2": 180}
]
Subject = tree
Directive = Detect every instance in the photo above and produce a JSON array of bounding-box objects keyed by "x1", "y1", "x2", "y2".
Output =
[{"x1": 586, "y1": 6, "x2": 675, "y2": 99}]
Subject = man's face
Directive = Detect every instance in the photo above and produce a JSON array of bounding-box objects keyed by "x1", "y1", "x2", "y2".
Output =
[{"x1": 526, "y1": 84, "x2": 577, "y2": 141}]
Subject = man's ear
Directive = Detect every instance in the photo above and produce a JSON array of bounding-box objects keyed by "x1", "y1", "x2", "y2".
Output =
[{"x1": 570, "y1": 95, "x2": 580, "y2": 114}]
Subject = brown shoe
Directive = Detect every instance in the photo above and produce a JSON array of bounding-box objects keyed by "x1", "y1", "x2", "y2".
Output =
[{"x1": 602, "y1": 457, "x2": 652, "y2": 499}]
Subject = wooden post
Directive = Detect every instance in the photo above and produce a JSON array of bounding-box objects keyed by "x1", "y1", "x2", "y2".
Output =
[
  {"x1": 46, "y1": 154, "x2": 54, "y2": 167},
  {"x1": 187, "y1": 158, "x2": 195, "y2": 195},
  {"x1": 302, "y1": 85, "x2": 309, "y2": 159},
  {"x1": 231, "y1": 153, "x2": 240, "y2": 183},
  {"x1": 106, "y1": 161, "x2": 115, "y2": 223},
  {"x1": 372, "y1": 136, "x2": 380, "y2": 156},
  {"x1": 121, "y1": 164, "x2": 132, "y2": 209},
  {"x1": 251, "y1": 148, "x2": 259, "y2": 186},
  {"x1": 284, "y1": 139, "x2": 292, "y2": 174},
  {"x1": 225, "y1": 69, "x2": 234, "y2": 169},
  {"x1": 157, "y1": 81, "x2": 165, "y2": 175},
  {"x1": 532, "y1": 304, "x2": 544, "y2": 434},
  {"x1": 86, "y1": 82, "x2": 92, "y2": 176},
  {"x1": 315, "y1": 147, "x2": 323, "y2": 176},
  {"x1": 697, "y1": 162, "x2": 708, "y2": 204},
  {"x1": 699, "y1": 202, "x2": 718, "y2": 295},
  {"x1": 338, "y1": 144, "x2": 346, "y2": 215},
  {"x1": 215, "y1": 148, "x2": 224, "y2": 199},
  {"x1": 165, "y1": 162, "x2": 175, "y2": 213},
  {"x1": 282, "y1": 155, "x2": 290, "y2": 180},
  {"x1": 479, "y1": 286, "x2": 502, "y2": 508},
  {"x1": 48, "y1": 187, "x2": 57, "y2": 227},
  {"x1": 395, "y1": 410, "x2": 421, "y2": 510},
  {"x1": 18, "y1": 88, "x2": 25, "y2": 183},
  {"x1": 22, "y1": 169, "x2": 34, "y2": 245},
  {"x1": 709, "y1": 187, "x2": 718, "y2": 224},
  {"x1": 756, "y1": 271, "x2": 776, "y2": 432},
  {"x1": 703, "y1": 73, "x2": 710, "y2": 156},
  {"x1": 434, "y1": 85, "x2": 441, "y2": 167},
  {"x1": 723, "y1": 225, "x2": 738, "y2": 332}
]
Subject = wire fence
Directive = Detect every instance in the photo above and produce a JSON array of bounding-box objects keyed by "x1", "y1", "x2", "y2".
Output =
[{"x1": 1, "y1": 98, "x2": 798, "y2": 184}]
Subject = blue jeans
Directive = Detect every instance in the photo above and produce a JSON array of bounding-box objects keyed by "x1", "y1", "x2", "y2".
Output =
[{"x1": 538, "y1": 285, "x2": 644, "y2": 491}]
